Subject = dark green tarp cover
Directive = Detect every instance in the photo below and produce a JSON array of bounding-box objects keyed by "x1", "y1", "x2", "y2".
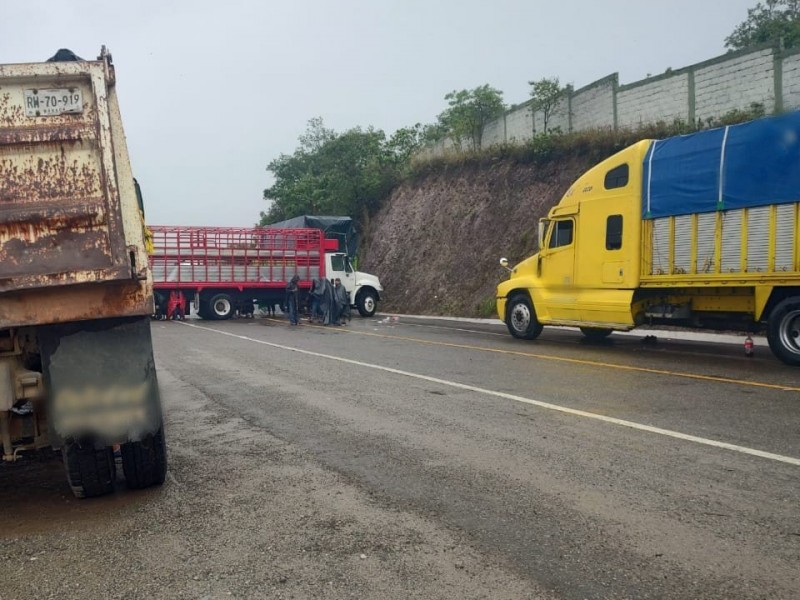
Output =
[{"x1": 267, "y1": 216, "x2": 358, "y2": 258}]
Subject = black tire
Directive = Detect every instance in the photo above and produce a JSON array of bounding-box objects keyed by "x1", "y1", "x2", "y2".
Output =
[
  {"x1": 580, "y1": 327, "x2": 613, "y2": 341},
  {"x1": 62, "y1": 442, "x2": 116, "y2": 499},
  {"x1": 207, "y1": 293, "x2": 235, "y2": 320},
  {"x1": 121, "y1": 428, "x2": 167, "y2": 490},
  {"x1": 505, "y1": 294, "x2": 543, "y2": 340},
  {"x1": 767, "y1": 296, "x2": 800, "y2": 366},
  {"x1": 357, "y1": 289, "x2": 378, "y2": 317}
]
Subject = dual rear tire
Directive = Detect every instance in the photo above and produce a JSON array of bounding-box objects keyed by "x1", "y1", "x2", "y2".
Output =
[
  {"x1": 767, "y1": 296, "x2": 800, "y2": 366},
  {"x1": 199, "y1": 293, "x2": 235, "y2": 320},
  {"x1": 62, "y1": 428, "x2": 167, "y2": 498}
]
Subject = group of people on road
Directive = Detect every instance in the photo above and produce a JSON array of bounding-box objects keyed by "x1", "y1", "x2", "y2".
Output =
[{"x1": 284, "y1": 275, "x2": 350, "y2": 326}]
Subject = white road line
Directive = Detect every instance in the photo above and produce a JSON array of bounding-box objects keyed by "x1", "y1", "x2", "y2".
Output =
[{"x1": 177, "y1": 321, "x2": 800, "y2": 467}]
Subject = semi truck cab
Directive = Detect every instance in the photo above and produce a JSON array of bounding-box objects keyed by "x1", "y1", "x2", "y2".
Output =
[
  {"x1": 498, "y1": 141, "x2": 650, "y2": 333},
  {"x1": 497, "y1": 113, "x2": 800, "y2": 365}
]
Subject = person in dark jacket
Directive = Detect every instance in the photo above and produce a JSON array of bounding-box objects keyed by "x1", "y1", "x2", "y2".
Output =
[
  {"x1": 333, "y1": 278, "x2": 350, "y2": 325},
  {"x1": 285, "y1": 275, "x2": 300, "y2": 325},
  {"x1": 309, "y1": 277, "x2": 323, "y2": 322},
  {"x1": 319, "y1": 278, "x2": 335, "y2": 325}
]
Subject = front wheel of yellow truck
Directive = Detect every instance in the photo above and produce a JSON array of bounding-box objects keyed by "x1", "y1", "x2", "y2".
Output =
[
  {"x1": 767, "y1": 296, "x2": 800, "y2": 366},
  {"x1": 506, "y1": 294, "x2": 544, "y2": 340}
]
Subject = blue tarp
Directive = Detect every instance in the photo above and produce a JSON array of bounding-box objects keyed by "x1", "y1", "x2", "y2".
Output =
[
  {"x1": 266, "y1": 215, "x2": 358, "y2": 258},
  {"x1": 643, "y1": 111, "x2": 800, "y2": 218}
]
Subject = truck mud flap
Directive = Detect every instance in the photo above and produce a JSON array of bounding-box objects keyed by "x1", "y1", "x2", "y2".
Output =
[{"x1": 38, "y1": 316, "x2": 163, "y2": 448}]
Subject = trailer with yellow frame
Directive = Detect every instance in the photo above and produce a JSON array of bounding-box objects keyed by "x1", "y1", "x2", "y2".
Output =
[{"x1": 497, "y1": 112, "x2": 800, "y2": 365}]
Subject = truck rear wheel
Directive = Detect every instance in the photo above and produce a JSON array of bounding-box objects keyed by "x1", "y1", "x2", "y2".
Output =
[
  {"x1": 62, "y1": 442, "x2": 116, "y2": 499},
  {"x1": 767, "y1": 296, "x2": 800, "y2": 366},
  {"x1": 580, "y1": 327, "x2": 613, "y2": 341},
  {"x1": 208, "y1": 293, "x2": 234, "y2": 320},
  {"x1": 121, "y1": 428, "x2": 167, "y2": 490},
  {"x1": 357, "y1": 289, "x2": 377, "y2": 317},
  {"x1": 506, "y1": 294, "x2": 543, "y2": 340}
]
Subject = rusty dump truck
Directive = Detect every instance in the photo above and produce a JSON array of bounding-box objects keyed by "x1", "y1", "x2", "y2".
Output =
[{"x1": 0, "y1": 48, "x2": 166, "y2": 497}]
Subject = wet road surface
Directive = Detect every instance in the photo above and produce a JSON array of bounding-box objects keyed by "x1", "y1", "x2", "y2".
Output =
[{"x1": 1, "y1": 315, "x2": 798, "y2": 599}]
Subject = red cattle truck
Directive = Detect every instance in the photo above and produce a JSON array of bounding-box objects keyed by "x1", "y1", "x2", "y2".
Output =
[{"x1": 148, "y1": 226, "x2": 384, "y2": 319}]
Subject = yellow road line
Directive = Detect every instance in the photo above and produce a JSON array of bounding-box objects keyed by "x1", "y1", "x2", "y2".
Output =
[{"x1": 264, "y1": 318, "x2": 800, "y2": 393}]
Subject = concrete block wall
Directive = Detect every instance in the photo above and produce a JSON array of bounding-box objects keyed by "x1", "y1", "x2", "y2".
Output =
[
  {"x1": 694, "y1": 48, "x2": 775, "y2": 122},
  {"x1": 617, "y1": 72, "x2": 690, "y2": 128},
  {"x1": 481, "y1": 115, "x2": 506, "y2": 146},
  {"x1": 781, "y1": 50, "x2": 800, "y2": 110},
  {"x1": 533, "y1": 95, "x2": 570, "y2": 134},
  {"x1": 422, "y1": 43, "x2": 800, "y2": 157},
  {"x1": 570, "y1": 76, "x2": 617, "y2": 131},
  {"x1": 505, "y1": 103, "x2": 534, "y2": 142}
]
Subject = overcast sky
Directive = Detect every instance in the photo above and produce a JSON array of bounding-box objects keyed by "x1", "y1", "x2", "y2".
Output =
[{"x1": 2, "y1": 0, "x2": 757, "y2": 226}]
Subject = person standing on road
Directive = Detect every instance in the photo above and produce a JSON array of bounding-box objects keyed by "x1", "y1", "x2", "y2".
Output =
[
  {"x1": 285, "y1": 275, "x2": 300, "y2": 326},
  {"x1": 334, "y1": 278, "x2": 350, "y2": 325},
  {"x1": 309, "y1": 277, "x2": 323, "y2": 322},
  {"x1": 320, "y1": 278, "x2": 334, "y2": 325}
]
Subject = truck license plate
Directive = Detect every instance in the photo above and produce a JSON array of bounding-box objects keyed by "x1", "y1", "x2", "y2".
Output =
[{"x1": 24, "y1": 88, "x2": 83, "y2": 116}]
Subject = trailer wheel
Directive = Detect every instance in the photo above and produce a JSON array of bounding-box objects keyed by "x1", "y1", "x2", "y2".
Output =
[
  {"x1": 767, "y1": 296, "x2": 800, "y2": 366},
  {"x1": 580, "y1": 327, "x2": 613, "y2": 341},
  {"x1": 356, "y1": 289, "x2": 378, "y2": 317},
  {"x1": 208, "y1": 293, "x2": 235, "y2": 320},
  {"x1": 62, "y1": 442, "x2": 116, "y2": 499},
  {"x1": 506, "y1": 294, "x2": 543, "y2": 340},
  {"x1": 121, "y1": 428, "x2": 167, "y2": 490}
]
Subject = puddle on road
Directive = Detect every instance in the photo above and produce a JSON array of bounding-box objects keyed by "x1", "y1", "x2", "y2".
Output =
[{"x1": 0, "y1": 453, "x2": 153, "y2": 538}]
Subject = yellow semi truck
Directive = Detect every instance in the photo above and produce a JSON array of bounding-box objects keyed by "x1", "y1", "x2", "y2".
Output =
[{"x1": 497, "y1": 112, "x2": 800, "y2": 366}]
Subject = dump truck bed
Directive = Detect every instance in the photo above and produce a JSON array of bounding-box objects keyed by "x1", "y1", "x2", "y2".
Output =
[{"x1": 0, "y1": 48, "x2": 151, "y2": 327}]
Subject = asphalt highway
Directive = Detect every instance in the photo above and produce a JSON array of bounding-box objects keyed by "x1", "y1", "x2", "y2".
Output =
[
  {"x1": 1, "y1": 315, "x2": 797, "y2": 599},
  {"x1": 161, "y1": 315, "x2": 799, "y2": 599}
]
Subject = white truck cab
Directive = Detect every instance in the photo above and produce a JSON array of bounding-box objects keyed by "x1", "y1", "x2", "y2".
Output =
[{"x1": 326, "y1": 253, "x2": 383, "y2": 317}]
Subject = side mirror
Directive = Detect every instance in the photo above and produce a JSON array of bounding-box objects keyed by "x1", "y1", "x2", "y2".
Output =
[
  {"x1": 538, "y1": 221, "x2": 546, "y2": 250},
  {"x1": 499, "y1": 257, "x2": 512, "y2": 273}
]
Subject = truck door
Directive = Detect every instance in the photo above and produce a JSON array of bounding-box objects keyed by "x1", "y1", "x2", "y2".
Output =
[
  {"x1": 538, "y1": 218, "x2": 579, "y2": 320},
  {"x1": 326, "y1": 253, "x2": 351, "y2": 290},
  {"x1": 327, "y1": 253, "x2": 356, "y2": 306}
]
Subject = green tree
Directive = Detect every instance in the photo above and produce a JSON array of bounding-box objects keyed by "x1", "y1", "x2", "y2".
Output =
[
  {"x1": 725, "y1": 0, "x2": 800, "y2": 50},
  {"x1": 438, "y1": 85, "x2": 505, "y2": 150},
  {"x1": 260, "y1": 119, "x2": 400, "y2": 225},
  {"x1": 528, "y1": 77, "x2": 566, "y2": 134},
  {"x1": 386, "y1": 124, "x2": 424, "y2": 166},
  {"x1": 420, "y1": 122, "x2": 449, "y2": 145}
]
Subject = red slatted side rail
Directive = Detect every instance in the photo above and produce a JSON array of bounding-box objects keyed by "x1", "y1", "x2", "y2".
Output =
[{"x1": 148, "y1": 226, "x2": 326, "y2": 289}]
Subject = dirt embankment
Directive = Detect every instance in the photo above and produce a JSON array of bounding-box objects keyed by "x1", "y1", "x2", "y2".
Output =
[{"x1": 362, "y1": 158, "x2": 594, "y2": 317}]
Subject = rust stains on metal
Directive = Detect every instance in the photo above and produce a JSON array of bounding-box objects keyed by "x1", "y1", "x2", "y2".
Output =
[
  {"x1": 0, "y1": 51, "x2": 149, "y2": 324},
  {"x1": 0, "y1": 226, "x2": 111, "y2": 281},
  {"x1": 0, "y1": 150, "x2": 101, "y2": 204},
  {"x1": 0, "y1": 281, "x2": 152, "y2": 329}
]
